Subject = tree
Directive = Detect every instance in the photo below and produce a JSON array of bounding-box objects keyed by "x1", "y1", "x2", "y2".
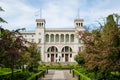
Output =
[
  {"x1": 75, "y1": 14, "x2": 120, "y2": 79},
  {"x1": 0, "y1": 7, "x2": 7, "y2": 23},
  {"x1": 27, "y1": 43, "x2": 41, "y2": 72},
  {"x1": 0, "y1": 27, "x2": 28, "y2": 80}
]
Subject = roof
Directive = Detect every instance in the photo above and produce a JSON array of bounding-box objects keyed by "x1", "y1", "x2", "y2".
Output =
[{"x1": 45, "y1": 28, "x2": 75, "y2": 32}]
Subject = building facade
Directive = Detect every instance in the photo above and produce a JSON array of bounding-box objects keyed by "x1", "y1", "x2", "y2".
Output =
[{"x1": 20, "y1": 18, "x2": 85, "y2": 63}]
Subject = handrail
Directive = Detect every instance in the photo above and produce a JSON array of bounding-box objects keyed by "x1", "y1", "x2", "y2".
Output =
[
  {"x1": 73, "y1": 69, "x2": 91, "y2": 80},
  {"x1": 27, "y1": 70, "x2": 45, "y2": 80}
]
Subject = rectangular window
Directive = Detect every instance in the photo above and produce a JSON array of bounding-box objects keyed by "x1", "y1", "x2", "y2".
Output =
[
  {"x1": 38, "y1": 39, "x2": 41, "y2": 43},
  {"x1": 56, "y1": 54, "x2": 58, "y2": 58},
  {"x1": 25, "y1": 39, "x2": 27, "y2": 44},
  {"x1": 62, "y1": 54, "x2": 64, "y2": 58},
  {"x1": 79, "y1": 39, "x2": 82, "y2": 43},
  {"x1": 31, "y1": 39, "x2": 34, "y2": 43},
  {"x1": 25, "y1": 35, "x2": 27, "y2": 37},
  {"x1": 38, "y1": 47, "x2": 41, "y2": 52},
  {"x1": 48, "y1": 54, "x2": 49, "y2": 58},
  {"x1": 70, "y1": 54, "x2": 72, "y2": 58},
  {"x1": 79, "y1": 47, "x2": 81, "y2": 52}
]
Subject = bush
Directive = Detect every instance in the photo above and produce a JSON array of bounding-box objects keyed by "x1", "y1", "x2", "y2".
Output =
[
  {"x1": 74, "y1": 54, "x2": 85, "y2": 65},
  {"x1": 0, "y1": 72, "x2": 30, "y2": 80},
  {"x1": 27, "y1": 70, "x2": 45, "y2": 80},
  {"x1": 44, "y1": 64, "x2": 75, "y2": 69},
  {"x1": 73, "y1": 69, "x2": 91, "y2": 80}
]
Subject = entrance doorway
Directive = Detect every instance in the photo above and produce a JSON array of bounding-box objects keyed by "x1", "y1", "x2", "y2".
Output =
[
  {"x1": 65, "y1": 54, "x2": 68, "y2": 62},
  {"x1": 51, "y1": 54, "x2": 54, "y2": 62}
]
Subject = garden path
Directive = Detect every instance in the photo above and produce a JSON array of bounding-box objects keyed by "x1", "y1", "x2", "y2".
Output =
[{"x1": 41, "y1": 70, "x2": 76, "y2": 80}]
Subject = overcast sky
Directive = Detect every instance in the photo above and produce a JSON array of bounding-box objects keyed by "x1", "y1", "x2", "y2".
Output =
[{"x1": 0, "y1": 0, "x2": 120, "y2": 31}]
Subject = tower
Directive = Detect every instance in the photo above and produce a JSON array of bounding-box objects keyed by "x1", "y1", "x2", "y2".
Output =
[
  {"x1": 74, "y1": 8, "x2": 84, "y2": 30},
  {"x1": 36, "y1": 19, "x2": 45, "y2": 29},
  {"x1": 74, "y1": 10, "x2": 85, "y2": 55},
  {"x1": 74, "y1": 19, "x2": 84, "y2": 29},
  {"x1": 35, "y1": 19, "x2": 46, "y2": 62}
]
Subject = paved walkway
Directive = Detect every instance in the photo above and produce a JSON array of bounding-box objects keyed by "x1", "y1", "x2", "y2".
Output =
[{"x1": 42, "y1": 70, "x2": 76, "y2": 80}]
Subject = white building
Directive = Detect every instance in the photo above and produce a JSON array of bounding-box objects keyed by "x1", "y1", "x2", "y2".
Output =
[{"x1": 20, "y1": 18, "x2": 85, "y2": 63}]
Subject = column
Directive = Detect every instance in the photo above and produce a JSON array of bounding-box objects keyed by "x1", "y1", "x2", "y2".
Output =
[
  {"x1": 64, "y1": 34, "x2": 66, "y2": 43},
  {"x1": 49, "y1": 34, "x2": 51, "y2": 42},
  {"x1": 69, "y1": 47, "x2": 70, "y2": 52},
  {"x1": 49, "y1": 34, "x2": 50, "y2": 42},
  {"x1": 54, "y1": 34, "x2": 55, "y2": 43},
  {"x1": 59, "y1": 34, "x2": 60, "y2": 43},
  {"x1": 69, "y1": 34, "x2": 71, "y2": 43},
  {"x1": 50, "y1": 47, "x2": 51, "y2": 52}
]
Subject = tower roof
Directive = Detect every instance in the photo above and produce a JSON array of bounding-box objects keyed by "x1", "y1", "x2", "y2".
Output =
[
  {"x1": 36, "y1": 19, "x2": 46, "y2": 23},
  {"x1": 74, "y1": 19, "x2": 84, "y2": 22}
]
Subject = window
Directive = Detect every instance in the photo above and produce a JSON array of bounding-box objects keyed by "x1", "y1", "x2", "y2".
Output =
[
  {"x1": 70, "y1": 54, "x2": 72, "y2": 58},
  {"x1": 38, "y1": 39, "x2": 41, "y2": 43},
  {"x1": 32, "y1": 35, "x2": 34, "y2": 37},
  {"x1": 38, "y1": 47, "x2": 41, "y2": 52},
  {"x1": 31, "y1": 39, "x2": 34, "y2": 43},
  {"x1": 48, "y1": 54, "x2": 49, "y2": 58},
  {"x1": 25, "y1": 35, "x2": 27, "y2": 37},
  {"x1": 66, "y1": 34, "x2": 69, "y2": 42},
  {"x1": 79, "y1": 39, "x2": 81, "y2": 43},
  {"x1": 25, "y1": 39, "x2": 27, "y2": 44},
  {"x1": 56, "y1": 54, "x2": 58, "y2": 58},
  {"x1": 79, "y1": 47, "x2": 81, "y2": 52},
  {"x1": 39, "y1": 32, "x2": 41, "y2": 35},
  {"x1": 37, "y1": 23, "x2": 40, "y2": 26},
  {"x1": 71, "y1": 34, "x2": 74, "y2": 42},
  {"x1": 61, "y1": 34, "x2": 64, "y2": 42},
  {"x1": 46, "y1": 34, "x2": 49, "y2": 42},
  {"x1": 76, "y1": 23, "x2": 78, "y2": 26},
  {"x1": 62, "y1": 54, "x2": 64, "y2": 58},
  {"x1": 50, "y1": 34, "x2": 54, "y2": 42}
]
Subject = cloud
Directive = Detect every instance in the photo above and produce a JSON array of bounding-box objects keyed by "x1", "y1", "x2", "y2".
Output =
[
  {"x1": 0, "y1": 0, "x2": 37, "y2": 30},
  {"x1": 0, "y1": 0, "x2": 120, "y2": 30}
]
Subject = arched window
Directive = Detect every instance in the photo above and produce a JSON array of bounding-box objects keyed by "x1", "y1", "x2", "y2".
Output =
[
  {"x1": 50, "y1": 34, "x2": 54, "y2": 42},
  {"x1": 66, "y1": 34, "x2": 69, "y2": 42},
  {"x1": 71, "y1": 34, "x2": 74, "y2": 42},
  {"x1": 56, "y1": 34, "x2": 59, "y2": 42},
  {"x1": 45, "y1": 34, "x2": 49, "y2": 42},
  {"x1": 47, "y1": 46, "x2": 58, "y2": 52},
  {"x1": 61, "y1": 46, "x2": 72, "y2": 52},
  {"x1": 81, "y1": 23, "x2": 83, "y2": 27}
]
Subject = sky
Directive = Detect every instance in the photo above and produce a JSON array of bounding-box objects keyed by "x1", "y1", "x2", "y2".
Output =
[{"x1": 0, "y1": 0, "x2": 120, "y2": 31}]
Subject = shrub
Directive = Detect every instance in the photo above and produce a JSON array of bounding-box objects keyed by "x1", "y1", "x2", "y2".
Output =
[
  {"x1": 27, "y1": 70, "x2": 45, "y2": 80},
  {"x1": 73, "y1": 69, "x2": 91, "y2": 80},
  {"x1": 0, "y1": 72, "x2": 30, "y2": 80}
]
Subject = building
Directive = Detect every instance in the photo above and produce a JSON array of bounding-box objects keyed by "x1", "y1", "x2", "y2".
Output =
[{"x1": 20, "y1": 18, "x2": 85, "y2": 63}]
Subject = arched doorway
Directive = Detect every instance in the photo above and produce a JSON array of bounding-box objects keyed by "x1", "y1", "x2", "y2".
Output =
[
  {"x1": 61, "y1": 46, "x2": 72, "y2": 62},
  {"x1": 47, "y1": 46, "x2": 58, "y2": 62}
]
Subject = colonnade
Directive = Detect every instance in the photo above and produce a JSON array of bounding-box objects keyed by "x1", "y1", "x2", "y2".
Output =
[{"x1": 45, "y1": 34, "x2": 74, "y2": 43}]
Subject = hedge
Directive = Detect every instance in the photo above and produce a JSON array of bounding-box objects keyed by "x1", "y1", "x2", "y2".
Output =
[
  {"x1": 45, "y1": 64, "x2": 75, "y2": 69},
  {"x1": 0, "y1": 69, "x2": 21, "y2": 76},
  {"x1": 0, "y1": 71, "x2": 29, "y2": 80},
  {"x1": 73, "y1": 69, "x2": 91, "y2": 80},
  {"x1": 27, "y1": 70, "x2": 45, "y2": 80}
]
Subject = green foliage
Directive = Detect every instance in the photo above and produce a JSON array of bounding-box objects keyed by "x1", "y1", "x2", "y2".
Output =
[
  {"x1": 27, "y1": 43, "x2": 41, "y2": 71},
  {"x1": 0, "y1": 7, "x2": 7, "y2": 23},
  {"x1": 0, "y1": 68, "x2": 24, "y2": 80},
  {"x1": 27, "y1": 70, "x2": 45, "y2": 80},
  {"x1": 38, "y1": 63, "x2": 75, "y2": 69},
  {"x1": 73, "y1": 69, "x2": 91, "y2": 80},
  {"x1": 74, "y1": 53, "x2": 85, "y2": 65},
  {"x1": 0, "y1": 72, "x2": 31, "y2": 80},
  {"x1": 75, "y1": 14, "x2": 120, "y2": 79}
]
